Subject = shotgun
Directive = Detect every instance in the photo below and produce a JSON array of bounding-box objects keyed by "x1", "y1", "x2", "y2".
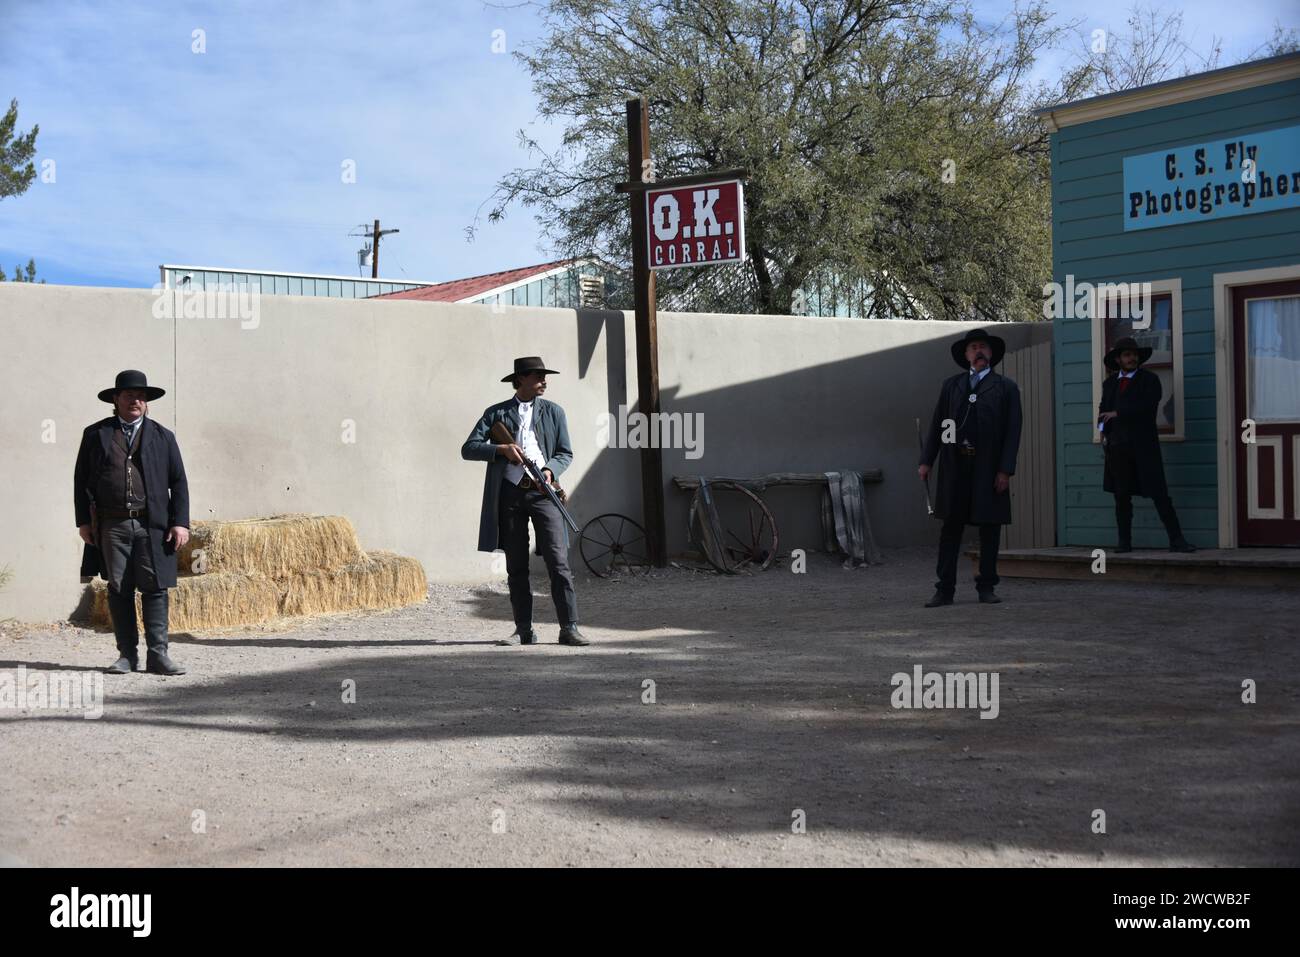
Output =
[
  {"x1": 915, "y1": 417, "x2": 934, "y2": 516},
  {"x1": 488, "y1": 420, "x2": 580, "y2": 533}
]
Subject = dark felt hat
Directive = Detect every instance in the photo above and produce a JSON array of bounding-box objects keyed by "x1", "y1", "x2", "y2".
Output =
[
  {"x1": 1104, "y1": 337, "x2": 1153, "y2": 372},
  {"x1": 98, "y1": 369, "x2": 165, "y2": 403},
  {"x1": 501, "y1": 356, "x2": 560, "y2": 383},
  {"x1": 950, "y1": 328, "x2": 1006, "y2": 369}
]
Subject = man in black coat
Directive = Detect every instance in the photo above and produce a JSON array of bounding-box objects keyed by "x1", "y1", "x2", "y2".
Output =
[
  {"x1": 918, "y1": 328, "x2": 1023, "y2": 606},
  {"x1": 74, "y1": 370, "x2": 191, "y2": 674},
  {"x1": 1097, "y1": 337, "x2": 1195, "y2": 553},
  {"x1": 461, "y1": 357, "x2": 587, "y2": 647}
]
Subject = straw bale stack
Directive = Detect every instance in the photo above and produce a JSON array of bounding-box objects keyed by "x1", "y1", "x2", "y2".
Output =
[
  {"x1": 87, "y1": 514, "x2": 425, "y2": 632},
  {"x1": 282, "y1": 551, "x2": 427, "y2": 617},
  {"x1": 178, "y1": 514, "x2": 363, "y2": 578},
  {"x1": 90, "y1": 572, "x2": 283, "y2": 631}
]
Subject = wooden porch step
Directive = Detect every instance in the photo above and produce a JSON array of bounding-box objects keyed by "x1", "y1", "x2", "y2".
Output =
[{"x1": 968, "y1": 546, "x2": 1300, "y2": 587}]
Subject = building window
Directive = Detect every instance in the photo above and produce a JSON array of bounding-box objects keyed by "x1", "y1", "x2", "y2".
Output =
[
  {"x1": 1245, "y1": 294, "x2": 1300, "y2": 423},
  {"x1": 1092, "y1": 277, "x2": 1184, "y2": 441},
  {"x1": 1104, "y1": 293, "x2": 1175, "y2": 433}
]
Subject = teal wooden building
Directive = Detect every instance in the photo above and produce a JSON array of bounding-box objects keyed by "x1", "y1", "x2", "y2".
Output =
[{"x1": 1038, "y1": 52, "x2": 1300, "y2": 549}]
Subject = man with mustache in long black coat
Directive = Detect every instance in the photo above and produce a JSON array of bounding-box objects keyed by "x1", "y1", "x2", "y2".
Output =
[{"x1": 919, "y1": 329, "x2": 1023, "y2": 607}]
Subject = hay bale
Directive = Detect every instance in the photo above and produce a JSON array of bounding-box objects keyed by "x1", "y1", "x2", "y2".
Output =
[
  {"x1": 168, "y1": 573, "x2": 284, "y2": 630},
  {"x1": 178, "y1": 514, "x2": 363, "y2": 578},
  {"x1": 282, "y1": 551, "x2": 427, "y2": 617},
  {"x1": 88, "y1": 572, "x2": 284, "y2": 631}
]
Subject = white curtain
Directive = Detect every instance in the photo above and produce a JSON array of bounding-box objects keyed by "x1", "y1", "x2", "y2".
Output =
[{"x1": 1248, "y1": 295, "x2": 1300, "y2": 423}]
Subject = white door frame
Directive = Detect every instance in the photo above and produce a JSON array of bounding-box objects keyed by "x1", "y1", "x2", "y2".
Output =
[{"x1": 1213, "y1": 263, "x2": 1300, "y2": 547}]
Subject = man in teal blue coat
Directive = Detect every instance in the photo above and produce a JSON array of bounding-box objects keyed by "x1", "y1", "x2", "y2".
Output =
[{"x1": 461, "y1": 357, "x2": 588, "y2": 646}]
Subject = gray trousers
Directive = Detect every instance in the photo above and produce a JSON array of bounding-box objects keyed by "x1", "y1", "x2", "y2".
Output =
[
  {"x1": 498, "y1": 479, "x2": 578, "y2": 630},
  {"x1": 99, "y1": 517, "x2": 160, "y2": 594},
  {"x1": 99, "y1": 517, "x2": 168, "y2": 657}
]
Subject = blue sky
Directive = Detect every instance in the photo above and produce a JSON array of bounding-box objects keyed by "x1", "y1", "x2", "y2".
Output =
[{"x1": 0, "y1": 0, "x2": 1295, "y2": 288}]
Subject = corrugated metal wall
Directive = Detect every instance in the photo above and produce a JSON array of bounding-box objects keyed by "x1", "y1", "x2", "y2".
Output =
[{"x1": 160, "y1": 266, "x2": 428, "y2": 299}]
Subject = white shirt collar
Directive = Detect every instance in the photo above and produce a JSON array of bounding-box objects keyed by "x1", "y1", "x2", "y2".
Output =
[
  {"x1": 118, "y1": 416, "x2": 143, "y2": 429},
  {"x1": 970, "y1": 367, "x2": 990, "y2": 383},
  {"x1": 1118, "y1": 369, "x2": 1136, "y2": 378}
]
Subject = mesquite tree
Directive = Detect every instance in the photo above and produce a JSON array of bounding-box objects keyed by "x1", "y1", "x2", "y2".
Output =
[{"x1": 475, "y1": 0, "x2": 1094, "y2": 320}]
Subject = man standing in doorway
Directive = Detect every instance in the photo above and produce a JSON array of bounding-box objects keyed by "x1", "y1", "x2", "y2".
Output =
[
  {"x1": 461, "y1": 357, "x2": 588, "y2": 646},
  {"x1": 918, "y1": 329, "x2": 1023, "y2": 606},
  {"x1": 1097, "y1": 337, "x2": 1196, "y2": 553}
]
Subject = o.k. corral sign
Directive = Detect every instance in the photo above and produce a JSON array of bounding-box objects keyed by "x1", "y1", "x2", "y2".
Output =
[{"x1": 645, "y1": 178, "x2": 746, "y2": 270}]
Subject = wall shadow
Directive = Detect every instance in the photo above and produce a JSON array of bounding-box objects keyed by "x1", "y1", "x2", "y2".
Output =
[{"x1": 563, "y1": 321, "x2": 1054, "y2": 559}]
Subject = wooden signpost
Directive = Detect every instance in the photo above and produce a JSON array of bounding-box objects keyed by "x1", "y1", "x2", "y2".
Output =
[{"x1": 614, "y1": 97, "x2": 747, "y2": 568}]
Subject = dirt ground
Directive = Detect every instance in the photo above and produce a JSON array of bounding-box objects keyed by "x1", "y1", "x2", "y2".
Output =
[{"x1": 1, "y1": 546, "x2": 1297, "y2": 867}]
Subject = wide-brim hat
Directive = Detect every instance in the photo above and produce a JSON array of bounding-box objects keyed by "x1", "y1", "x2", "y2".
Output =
[
  {"x1": 950, "y1": 328, "x2": 1006, "y2": 369},
  {"x1": 1104, "y1": 337, "x2": 1153, "y2": 372},
  {"x1": 98, "y1": 369, "x2": 165, "y2": 403},
  {"x1": 501, "y1": 356, "x2": 560, "y2": 383}
]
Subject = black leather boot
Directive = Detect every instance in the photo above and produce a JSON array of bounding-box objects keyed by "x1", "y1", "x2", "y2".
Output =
[
  {"x1": 1156, "y1": 496, "x2": 1197, "y2": 553},
  {"x1": 558, "y1": 624, "x2": 590, "y2": 646},
  {"x1": 105, "y1": 586, "x2": 139, "y2": 673},
  {"x1": 1114, "y1": 496, "x2": 1133, "y2": 553},
  {"x1": 499, "y1": 627, "x2": 539, "y2": 646},
  {"x1": 142, "y1": 590, "x2": 186, "y2": 675}
]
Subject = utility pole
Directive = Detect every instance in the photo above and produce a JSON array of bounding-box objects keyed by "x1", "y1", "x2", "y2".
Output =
[{"x1": 363, "y1": 219, "x2": 400, "y2": 278}]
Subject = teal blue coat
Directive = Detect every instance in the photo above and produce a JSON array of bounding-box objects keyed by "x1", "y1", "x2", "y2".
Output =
[{"x1": 461, "y1": 397, "x2": 574, "y2": 551}]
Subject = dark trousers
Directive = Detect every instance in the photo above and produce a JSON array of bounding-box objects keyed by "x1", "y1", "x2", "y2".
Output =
[
  {"x1": 1114, "y1": 493, "x2": 1184, "y2": 545},
  {"x1": 99, "y1": 516, "x2": 168, "y2": 657},
  {"x1": 498, "y1": 479, "x2": 578, "y2": 630},
  {"x1": 934, "y1": 458, "x2": 1002, "y2": 595}
]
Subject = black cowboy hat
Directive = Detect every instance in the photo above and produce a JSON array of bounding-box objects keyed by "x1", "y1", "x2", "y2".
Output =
[
  {"x1": 950, "y1": 328, "x2": 1006, "y2": 369},
  {"x1": 98, "y1": 369, "x2": 165, "y2": 403},
  {"x1": 1104, "y1": 336, "x2": 1153, "y2": 372},
  {"x1": 501, "y1": 356, "x2": 560, "y2": 383}
]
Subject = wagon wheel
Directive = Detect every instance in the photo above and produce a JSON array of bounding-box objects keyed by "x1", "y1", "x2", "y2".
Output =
[
  {"x1": 579, "y1": 513, "x2": 651, "y2": 578},
  {"x1": 688, "y1": 482, "x2": 778, "y2": 573}
]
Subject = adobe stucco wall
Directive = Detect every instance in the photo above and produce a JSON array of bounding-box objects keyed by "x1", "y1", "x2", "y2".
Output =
[{"x1": 0, "y1": 283, "x2": 1049, "y2": 621}]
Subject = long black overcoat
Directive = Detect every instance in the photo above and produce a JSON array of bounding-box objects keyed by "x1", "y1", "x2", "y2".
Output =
[
  {"x1": 1098, "y1": 367, "x2": 1168, "y2": 499},
  {"x1": 73, "y1": 416, "x2": 190, "y2": 586},
  {"x1": 920, "y1": 370, "x2": 1022, "y2": 526}
]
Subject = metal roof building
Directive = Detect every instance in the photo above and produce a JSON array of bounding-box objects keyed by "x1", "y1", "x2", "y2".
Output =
[{"x1": 159, "y1": 264, "x2": 433, "y2": 299}]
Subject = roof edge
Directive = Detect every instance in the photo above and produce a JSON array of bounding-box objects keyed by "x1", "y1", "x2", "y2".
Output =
[
  {"x1": 159, "y1": 264, "x2": 438, "y2": 285},
  {"x1": 1035, "y1": 52, "x2": 1300, "y2": 132}
]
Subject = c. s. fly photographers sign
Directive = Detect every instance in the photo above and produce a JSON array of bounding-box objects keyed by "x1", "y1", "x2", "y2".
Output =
[
  {"x1": 645, "y1": 178, "x2": 746, "y2": 270},
  {"x1": 1123, "y1": 124, "x2": 1300, "y2": 231}
]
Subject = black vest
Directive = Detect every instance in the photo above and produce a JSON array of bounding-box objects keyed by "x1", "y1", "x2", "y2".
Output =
[{"x1": 95, "y1": 424, "x2": 147, "y2": 511}]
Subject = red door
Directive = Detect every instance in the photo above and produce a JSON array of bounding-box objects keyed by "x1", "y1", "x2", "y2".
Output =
[{"x1": 1234, "y1": 279, "x2": 1300, "y2": 546}]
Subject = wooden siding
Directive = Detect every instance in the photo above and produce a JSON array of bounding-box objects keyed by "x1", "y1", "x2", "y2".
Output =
[
  {"x1": 1050, "y1": 78, "x2": 1300, "y2": 547},
  {"x1": 1002, "y1": 334, "x2": 1056, "y2": 548}
]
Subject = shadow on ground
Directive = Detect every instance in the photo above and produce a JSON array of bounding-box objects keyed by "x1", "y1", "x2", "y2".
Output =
[{"x1": 44, "y1": 554, "x2": 1300, "y2": 866}]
